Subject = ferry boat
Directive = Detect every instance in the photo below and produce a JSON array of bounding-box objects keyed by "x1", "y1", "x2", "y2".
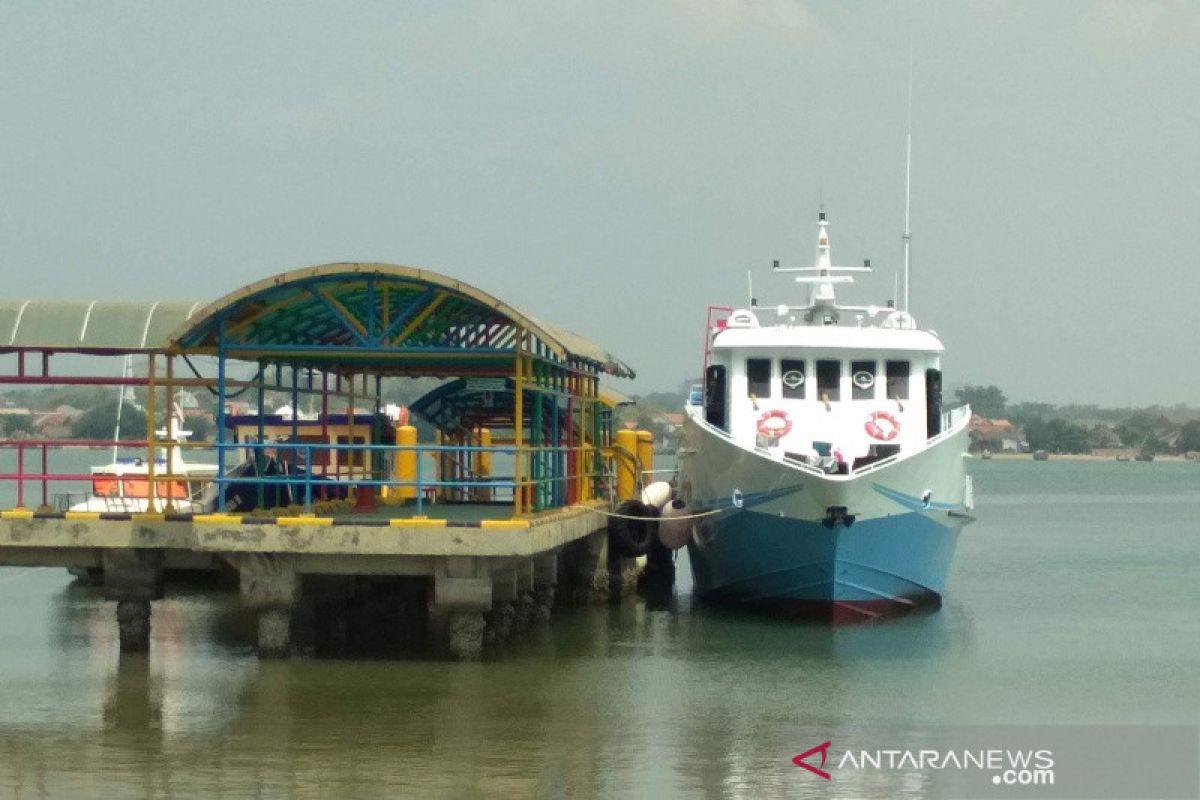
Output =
[{"x1": 678, "y1": 212, "x2": 973, "y2": 622}]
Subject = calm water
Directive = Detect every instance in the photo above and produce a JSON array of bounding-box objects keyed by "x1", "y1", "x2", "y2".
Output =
[{"x1": 1, "y1": 459, "x2": 1199, "y2": 798}]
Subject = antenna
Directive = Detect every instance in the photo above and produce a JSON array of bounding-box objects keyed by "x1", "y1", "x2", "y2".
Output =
[
  {"x1": 747, "y1": 270, "x2": 755, "y2": 307},
  {"x1": 902, "y1": 47, "x2": 913, "y2": 313}
]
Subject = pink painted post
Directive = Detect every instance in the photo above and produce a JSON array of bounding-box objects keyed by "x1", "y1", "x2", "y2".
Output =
[{"x1": 16, "y1": 442, "x2": 24, "y2": 508}]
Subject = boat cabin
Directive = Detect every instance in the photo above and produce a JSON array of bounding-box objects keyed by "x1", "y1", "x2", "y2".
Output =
[
  {"x1": 89, "y1": 459, "x2": 216, "y2": 511},
  {"x1": 702, "y1": 314, "x2": 945, "y2": 472}
]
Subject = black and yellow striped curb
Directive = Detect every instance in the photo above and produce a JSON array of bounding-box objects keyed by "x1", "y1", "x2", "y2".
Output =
[{"x1": 1, "y1": 509, "x2": 531, "y2": 529}]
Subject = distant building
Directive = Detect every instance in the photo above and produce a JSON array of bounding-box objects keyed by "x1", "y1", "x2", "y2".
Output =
[
  {"x1": 0, "y1": 407, "x2": 34, "y2": 437},
  {"x1": 34, "y1": 405, "x2": 85, "y2": 438},
  {"x1": 969, "y1": 414, "x2": 1024, "y2": 453}
]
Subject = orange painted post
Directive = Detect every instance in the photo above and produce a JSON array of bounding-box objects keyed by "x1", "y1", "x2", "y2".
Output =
[{"x1": 473, "y1": 427, "x2": 492, "y2": 502}]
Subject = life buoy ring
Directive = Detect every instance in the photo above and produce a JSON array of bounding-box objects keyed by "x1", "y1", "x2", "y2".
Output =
[
  {"x1": 864, "y1": 411, "x2": 901, "y2": 441},
  {"x1": 757, "y1": 409, "x2": 792, "y2": 437}
]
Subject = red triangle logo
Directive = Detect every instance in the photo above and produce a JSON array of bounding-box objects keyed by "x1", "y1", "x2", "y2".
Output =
[{"x1": 792, "y1": 741, "x2": 832, "y2": 780}]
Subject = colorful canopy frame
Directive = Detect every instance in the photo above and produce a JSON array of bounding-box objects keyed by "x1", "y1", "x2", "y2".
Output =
[
  {"x1": 169, "y1": 264, "x2": 634, "y2": 379},
  {"x1": 168, "y1": 264, "x2": 632, "y2": 514}
]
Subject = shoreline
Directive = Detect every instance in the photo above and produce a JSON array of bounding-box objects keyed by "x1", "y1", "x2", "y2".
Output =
[{"x1": 980, "y1": 452, "x2": 1197, "y2": 463}]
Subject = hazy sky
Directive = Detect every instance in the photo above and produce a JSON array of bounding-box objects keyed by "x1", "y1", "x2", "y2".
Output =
[{"x1": 2, "y1": 2, "x2": 1197, "y2": 406}]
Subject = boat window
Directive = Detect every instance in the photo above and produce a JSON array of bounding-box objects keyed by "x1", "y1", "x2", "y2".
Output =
[
  {"x1": 886, "y1": 360, "x2": 910, "y2": 400},
  {"x1": 926, "y1": 368, "x2": 943, "y2": 438},
  {"x1": 704, "y1": 364, "x2": 727, "y2": 430},
  {"x1": 92, "y1": 478, "x2": 119, "y2": 497},
  {"x1": 746, "y1": 358, "x2": 771, "y2": 398},
  {"x1": 816, "y1": 360, "x2": 840, "y2": 402},
  {"x1": 155, "y1": 480, "x2": 189, "y2": 499},
  {"x1": 781, "y1": 359, "x2": 806, "y2": 400},
  {"x1": 851, "y1": 360, "x2": 876, "y2": 400},
  {"x1": 122, "y1": 479, "x2": 149, "y2": 499}
]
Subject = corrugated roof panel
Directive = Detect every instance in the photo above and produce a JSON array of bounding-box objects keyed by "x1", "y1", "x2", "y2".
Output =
[{"x1": 0, "y1": 300, "x2": 201, "y2": 351}]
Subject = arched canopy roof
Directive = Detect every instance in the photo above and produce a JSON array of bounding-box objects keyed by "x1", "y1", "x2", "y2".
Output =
[{"x1": 169, "y1": 264, "x2": 634, "y2": 378}]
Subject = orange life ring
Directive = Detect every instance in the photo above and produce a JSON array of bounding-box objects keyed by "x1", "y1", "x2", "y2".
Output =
[
  {"x1": 864, "y1": 411, "x2": 901, "y2": 441},
  {"x1": 757, "y1": 409, "x2": 792, "y2": 437}
]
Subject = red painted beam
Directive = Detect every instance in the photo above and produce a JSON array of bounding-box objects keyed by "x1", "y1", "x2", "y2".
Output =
[
  {"x1": 0, "y1": 439, "x2": 150, "y2": 447},
  {"x1": 0, "y1": 375, "x2": 148, "y2": 386}
]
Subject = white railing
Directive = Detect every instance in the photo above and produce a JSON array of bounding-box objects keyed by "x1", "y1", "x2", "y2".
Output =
[{"x1": 940, "y1": 404, "x2": 971, "y2": 433}]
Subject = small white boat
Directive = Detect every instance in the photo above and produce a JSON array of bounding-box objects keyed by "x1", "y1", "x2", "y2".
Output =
[{"x1": 70, "y1": 416, "x2": 218, "y2": 514}]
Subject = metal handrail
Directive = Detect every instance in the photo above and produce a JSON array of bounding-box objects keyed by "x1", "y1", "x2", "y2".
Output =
[{"x1": 0, "y1": 436, "x2": 609, "y2": 515}]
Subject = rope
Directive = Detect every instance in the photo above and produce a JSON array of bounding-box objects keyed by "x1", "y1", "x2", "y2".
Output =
[{"x1": 585, "y1": 505, "x2": 725, "y2": 522}]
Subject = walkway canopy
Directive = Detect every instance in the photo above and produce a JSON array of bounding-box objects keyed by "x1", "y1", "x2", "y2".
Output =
[
  {"x1": 168, "y1": 264, "x2": 634, "y2": 379},
  {"x1": 0, "y1": 263, "x2": 633, "y2": 517},
  {"x1": 0, "y1": 300, "x2": 204, "y2": 354}
]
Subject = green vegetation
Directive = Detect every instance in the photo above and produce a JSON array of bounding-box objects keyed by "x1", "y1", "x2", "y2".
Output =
[
  {"x1": 954, "y1": 385, "x2": 1008, "y2": 419},
  {"x1": 957, "y1": 383, "x2": 1200, "y2": 457},
  {"x1": 70, "y1": 401, "x2": 147, "y2": 441}
]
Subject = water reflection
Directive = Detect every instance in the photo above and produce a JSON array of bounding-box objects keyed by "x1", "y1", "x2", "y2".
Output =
[
  {"x1": 0, "y1": 566, "x2": 975, "y2": 798},
  {"x1": 5, "y1": 460, "x2": 1199, "y2": 796}
]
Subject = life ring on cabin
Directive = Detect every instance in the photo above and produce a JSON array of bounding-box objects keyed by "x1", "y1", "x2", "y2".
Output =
[
  {"x1": 864, "y1": 411, "x2": 901, "y2": 441},
  {"x1": 757, "y1": 409, "x2": 792, "y2": 437}
]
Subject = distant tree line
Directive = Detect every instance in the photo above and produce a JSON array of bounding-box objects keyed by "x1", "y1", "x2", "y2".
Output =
[{"x1": 956, "y1": 384, "x2": 1200, "y2": 456}]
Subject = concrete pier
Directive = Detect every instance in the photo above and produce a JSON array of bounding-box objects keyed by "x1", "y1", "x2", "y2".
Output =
[
  {"x1": 101, "y1": 549, "x2": 164, "y2": 653},
  {"x1": 0, "y1": 504, "x2": 612, "y2": 661}
]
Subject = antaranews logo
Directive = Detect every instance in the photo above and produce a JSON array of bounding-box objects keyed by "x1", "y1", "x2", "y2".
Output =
[
  {"x1": 793, "y1": 740, "x2": 1056, "y2": 787},
  {"x1": 792, "y1": 741, "x2": 832, "y2": 780}
]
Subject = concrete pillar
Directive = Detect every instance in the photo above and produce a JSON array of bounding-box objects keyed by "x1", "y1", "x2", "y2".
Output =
[
  {"x1": 447, "y1": 610, "x2": 487, "y2": 661},
  {"x1": 553, "y1": 528, "x2": 607, "y2": 606},
  {"x1": 430, "y1": 557, "x2": 492, "y2": 661},
  {"x1": 102, "y1": 549, "x2": 164, "y2": 654},
  {"x1": 230, "y1": 554, "x2": 300, "y2": 659},
  {"x1": 115, "y1": 599, "x2": 151, "y2": 653},
  {"x1": 510, "y1": 560, "x2": 536, "y2": 633},
  {"x1": 257, "y1": 608, "x2": 293, "y2": 659},
  {"x1": 485, "y1": 569, "x2": 517, "y2": 645},
  {"x1": 531, "y1": 553, "x2": 557, "y2": 624}
]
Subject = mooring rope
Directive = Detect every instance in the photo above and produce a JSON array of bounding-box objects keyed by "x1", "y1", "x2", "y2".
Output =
[{"x1": 585, "y1": 506, "x2": 726, "y2": 522}]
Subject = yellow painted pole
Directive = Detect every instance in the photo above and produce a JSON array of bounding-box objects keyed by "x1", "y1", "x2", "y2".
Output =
[
  {"x1": 637, "y1": 430, "x2": 655, "y2": 492},
  {"x1": 396, "y1": 424, "x2": 418, "y2": 501},
  {"x1": 513, "y1": 329, "x2": 524, "y2": 516},
  {"x1": 473, "y1": 427, "x2": 492, "y2": 502},
  {"x1": 615, "y1": 428, "x2": 637, "y2": 501}
]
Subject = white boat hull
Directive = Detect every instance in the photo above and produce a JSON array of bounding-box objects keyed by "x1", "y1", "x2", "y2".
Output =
[{"x1": 678, "y1": 411, "x2": 973, "y2": 622}]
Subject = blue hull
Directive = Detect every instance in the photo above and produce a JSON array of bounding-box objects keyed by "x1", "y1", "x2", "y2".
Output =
[{"x1": 686, "y1": 507, "x2": 966, "y2": 622}]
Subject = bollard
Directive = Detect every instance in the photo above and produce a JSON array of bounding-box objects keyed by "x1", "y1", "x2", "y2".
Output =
[
  {"x1": 615, "y1": 429, "x2": 638, "y2": 501},
  {"x1": 636, "y1": 430, "x2": 654, "y2": 492},
  {"x1": 396, "y1": 425, "x2": 418, "y2": 501}
]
